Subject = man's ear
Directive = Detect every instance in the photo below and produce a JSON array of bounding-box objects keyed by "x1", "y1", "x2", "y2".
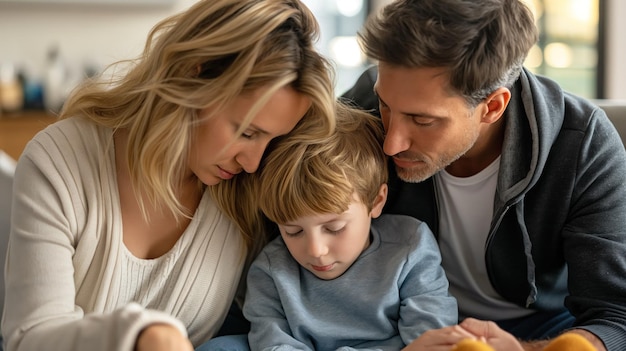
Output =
[
  {"x1": 482, "y1": 87, "x2": 511, "y2": 124},
  {"x1": 370, "y1": 183, "x2": 388, "y2": 219}
]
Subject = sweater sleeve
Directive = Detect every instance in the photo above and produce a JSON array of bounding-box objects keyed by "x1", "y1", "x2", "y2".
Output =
[
  {"x1": 396, "y1": 221, "x2": 458, "y2": 344},
  {"x1": 243, "y1": 251, "x2": 311, "y2": 351},
  {"x1": 1, "y1": 140, "x2": 187, "y2": 351}
]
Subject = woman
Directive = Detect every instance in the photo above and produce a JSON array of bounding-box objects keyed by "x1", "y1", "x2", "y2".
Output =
[{"x1": 1, "y1": 1, "x2": 335, "y2": 351}]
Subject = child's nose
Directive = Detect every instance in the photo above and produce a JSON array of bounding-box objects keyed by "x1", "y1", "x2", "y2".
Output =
[{"x1": 306, "y1": 237, "x2": 328, "y2": 258}]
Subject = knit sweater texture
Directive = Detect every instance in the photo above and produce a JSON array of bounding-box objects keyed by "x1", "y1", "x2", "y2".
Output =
[{"x1": 2, "y1": 117, "x2": 245, "y2": 351}]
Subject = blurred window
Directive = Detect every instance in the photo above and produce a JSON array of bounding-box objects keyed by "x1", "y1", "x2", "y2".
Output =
[
  {"x1": 523, "y1": 0, "x2": 601, "y2": 98},
  {"x1": 309, "y1": 0, "x2": 603, "y2": 99},
  {"x1": 302, "y1": 0, "x2": 368, "y2": 95}
]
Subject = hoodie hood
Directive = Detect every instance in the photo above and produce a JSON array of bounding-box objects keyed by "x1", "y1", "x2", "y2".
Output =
[{"x1": 497, "y1": 68, "x2": 566, "y2": 205}]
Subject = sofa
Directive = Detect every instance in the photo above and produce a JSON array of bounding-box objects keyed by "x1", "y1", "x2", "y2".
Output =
[{"x1": 593, "y1": 99, "x2": 626, "y2": 145}]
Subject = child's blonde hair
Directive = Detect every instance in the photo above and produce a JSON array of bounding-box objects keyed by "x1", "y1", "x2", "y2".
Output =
[{"x1": 259, "y1": 102, "x2": 387, "y2": 224}]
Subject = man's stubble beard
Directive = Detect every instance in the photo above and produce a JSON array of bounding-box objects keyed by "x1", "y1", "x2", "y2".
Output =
[{"x1": 394, "y1": 129, "x2": 479, "y2": 183}]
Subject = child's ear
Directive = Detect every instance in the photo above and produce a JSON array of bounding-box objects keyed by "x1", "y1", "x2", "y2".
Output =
[{"x1": 370, "y1": 183, "x2": 388, "y2": 219}]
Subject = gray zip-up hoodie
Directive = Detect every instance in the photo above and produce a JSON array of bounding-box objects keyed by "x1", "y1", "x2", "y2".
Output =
[{"x1": 341, "y1": 66, "x2": 626, "y2": 351}]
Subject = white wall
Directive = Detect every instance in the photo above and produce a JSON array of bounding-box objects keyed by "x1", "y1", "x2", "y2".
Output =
[
  {"x1": 0, "y1": 0, "x2": 366, "y2": 97},
  {"x1": 0, "y1": 0, "x2": 198, "y2": 81}
]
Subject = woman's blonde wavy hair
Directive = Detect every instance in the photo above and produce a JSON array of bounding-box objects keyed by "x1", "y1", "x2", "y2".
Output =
[
  {"x1": 257, "y1": 102, "x2": 388, "y2": 225},
  {"x1": 59, "y1": 0, "x2": 336, "y2": 252}
]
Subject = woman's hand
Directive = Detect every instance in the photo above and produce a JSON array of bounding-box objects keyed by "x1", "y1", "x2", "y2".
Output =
[
  {"x1": 402, "y1": 324, "x2": 479, "y2": 351},
  {"x1": 135, "y1": 323, "x2": 193, "y2": 351}
]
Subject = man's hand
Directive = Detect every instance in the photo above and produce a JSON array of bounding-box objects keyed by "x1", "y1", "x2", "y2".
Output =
[
  {"x1": 135, "y1": 323, "x2": 193, "y2": 351},
  {"x1": 402, "y1": 318, "x2": 606, "y2": 351},
  {"x1": 459, "y1": 318, "x2": 606, "y2": 351}
]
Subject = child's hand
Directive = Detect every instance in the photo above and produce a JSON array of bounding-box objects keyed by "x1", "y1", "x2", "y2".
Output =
[
  {"x1": 458, "y1": 318, "x2": 524, "y2": 351},
  {"x1": 401, "y1": 324, "x2": 478, "y2": 351}
]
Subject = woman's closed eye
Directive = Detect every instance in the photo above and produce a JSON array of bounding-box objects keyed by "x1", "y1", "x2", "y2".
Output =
[{"x1": 241, "y1": 130, "x2": 256, "y2": 139}]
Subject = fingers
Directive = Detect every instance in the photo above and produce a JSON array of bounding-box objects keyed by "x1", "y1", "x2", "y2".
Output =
[
  {"x1": 459, "y1": 318, "x2": 500, "y2": 337},
  {"x1": 135, "y1": 324, "x2": 194, "y2": 351},
  {"x1": 451, "y1": 325, "x2": 482, "y2": 340},
  {"x1": 458, "y1": 318, "x2": 525, "y2": 351},
  {"x1": 403, "y1": 325, "x2": 480, "y2": 351}
]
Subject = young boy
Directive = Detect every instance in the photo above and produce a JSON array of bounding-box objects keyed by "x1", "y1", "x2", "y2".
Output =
[{"x1": 242, "y1": 102, "x2": 458, "y2": 350}]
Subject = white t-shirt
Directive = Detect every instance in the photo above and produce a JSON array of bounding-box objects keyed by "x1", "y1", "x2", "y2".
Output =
[{"x1": 435, "y1": 156, "x2": 533, "y2": 320}]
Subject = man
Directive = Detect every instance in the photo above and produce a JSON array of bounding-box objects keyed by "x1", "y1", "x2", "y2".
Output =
[{"x1": 341, "y1": 0, "x2": 626, "y2": 350}]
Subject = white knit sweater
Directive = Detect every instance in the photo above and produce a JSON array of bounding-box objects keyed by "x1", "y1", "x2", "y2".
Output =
[{"x1": 2, "y1": 117, "x2": 245, "y2": 351}]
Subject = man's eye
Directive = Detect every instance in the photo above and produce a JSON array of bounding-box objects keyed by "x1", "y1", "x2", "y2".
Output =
[
  {"x1": 412, "y1": 118, "x2": 435, "y2": 127},
  {"x1": 414, "y1": 121, "x2": 433, "y2": 127}
]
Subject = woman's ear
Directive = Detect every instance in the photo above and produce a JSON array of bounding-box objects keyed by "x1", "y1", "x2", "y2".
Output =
[{"x1": 370, "y1": 183, "x2": 388, "y2": 219}]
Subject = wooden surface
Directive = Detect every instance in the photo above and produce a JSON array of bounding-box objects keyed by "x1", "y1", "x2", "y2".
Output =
[{"x1": 0, "y1": 111, "x2": 58, "y2": 161}]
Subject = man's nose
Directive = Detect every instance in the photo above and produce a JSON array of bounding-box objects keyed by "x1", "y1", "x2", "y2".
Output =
[{"x1": 383, "y1": 114, "x2": 411, "y2": 156}]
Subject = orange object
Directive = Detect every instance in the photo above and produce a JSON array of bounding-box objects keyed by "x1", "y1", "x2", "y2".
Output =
[
  {"x1": 543, "y1": 333, "x2": 596, "y2": 351},
  {"x1": 452, "y1": 339, "x2": 495, "y2": 351}
]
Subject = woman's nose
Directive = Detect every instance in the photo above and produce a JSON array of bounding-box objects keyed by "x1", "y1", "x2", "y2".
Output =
[{"x1": 236, "y1": 144, "x2": 266, "y2": 173}]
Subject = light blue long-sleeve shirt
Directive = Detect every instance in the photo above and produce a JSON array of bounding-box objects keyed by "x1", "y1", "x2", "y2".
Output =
[{"x1": 244, "y1": 214, "x2": 457, "y2": 351}]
